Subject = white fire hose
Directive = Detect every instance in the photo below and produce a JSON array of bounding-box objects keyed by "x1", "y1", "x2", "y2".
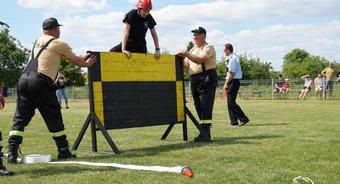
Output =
[{"x1": 19, "y1": 154, "x2": 193, "y2": 177}]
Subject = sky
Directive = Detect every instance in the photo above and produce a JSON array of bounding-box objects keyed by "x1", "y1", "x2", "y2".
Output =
[{"x1": 1, "y1": 0, "x2": 340, "y2": 70}]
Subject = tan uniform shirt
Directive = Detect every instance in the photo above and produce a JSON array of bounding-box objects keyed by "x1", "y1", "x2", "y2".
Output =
[
  {"x1": 188, "y1": 43, "x2": 216, "y2": 76},
  {"x1": 33, "y1": 35, "x2": 75, "y2": 80},
  {"x1": 321, "y1": 67, "x2": 336, "y2": 81}
]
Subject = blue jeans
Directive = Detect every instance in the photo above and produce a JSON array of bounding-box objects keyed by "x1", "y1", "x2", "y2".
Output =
[
  {"x1": 56, "y1": 88, "x2": 68, "y2": 106},
  {"x1": 326, "y1": 80, "x2": 334, "y2": 91}
]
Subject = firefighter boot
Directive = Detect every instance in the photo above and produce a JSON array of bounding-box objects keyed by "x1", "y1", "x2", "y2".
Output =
[
  {"x1": 194, "y1": 124, "x2": 211, "y2": 142},
  {"x1": 7, "y1": 135, "x2": 22, "y2": 164},
  {"x1": 0, "y1": 155, "x2": 15, "y2": 176},
  {"x1": 53, "y1": 135, "x2": 76, "y2": 160}
]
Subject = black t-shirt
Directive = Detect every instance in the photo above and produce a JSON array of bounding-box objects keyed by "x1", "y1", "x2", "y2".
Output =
[{"x1": 123, "y1": 9, "x2": 157, "y2": 52}]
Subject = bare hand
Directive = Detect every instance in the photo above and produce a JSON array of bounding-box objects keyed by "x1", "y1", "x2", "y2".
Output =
[
  {"x1": 154, "y1": 50, "x2": 161, "y2": 60},
  {"x1": 85, "y1": 54, "x2": 96, "y2": 67},
  {"x1": 84, "y1": 53, "x2": 92, "y2": 60},
  {"x1": 122, "y1": 50, "x2": 131, "y2": 59},
  {"x1": 177, "y1": 50, "x2": 188, "y2": 57},
  {"x1": 223, "y1": 84, "x2": 229, "y2": 91}
]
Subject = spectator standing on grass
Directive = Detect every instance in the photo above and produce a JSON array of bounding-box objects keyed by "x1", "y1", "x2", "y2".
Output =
[
  {"x1": 298, "y1": 75, "x2": 312, "y2": 100},
  {"x1": 321, "y1": 63, "x2": 336, "y2": 99},
  {"x1": 223, "y1": 43, "x2": 249, "y2": 126},
  {"x1": 1, "y1": 82, "x2": 8, "y2": 97},
  {"x1": 314, "y1": 73, "x2": 324, "y2": 99},
  {"x1": 55, "y1": 73, "x2": 69, "y2": 109}
]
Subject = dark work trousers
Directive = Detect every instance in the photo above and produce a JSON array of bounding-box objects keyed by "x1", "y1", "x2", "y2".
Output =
[
  {"x1": 109, "y1": 42, "x2": 147, "y2": 54},
  {"x1": 11, "y1": 72, "x2": 64, "y2": 133},
  {"x1": 190, "y1": 69, "x2": 217, "y2": 123},
  {"x1": 227, "y1": 79, "x2": 248, "y2": 123}
]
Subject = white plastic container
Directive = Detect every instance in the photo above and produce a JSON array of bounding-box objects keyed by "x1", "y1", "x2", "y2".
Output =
[{"x1": 22, "y1": 154, "x2": 52, "y2": 164}]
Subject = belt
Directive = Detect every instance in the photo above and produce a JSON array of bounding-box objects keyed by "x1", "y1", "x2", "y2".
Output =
[
  {"x1": 23, "y1": 71, "x2": 53, "y2": 83},
  {"x1": 190, "y1": 69, "x2": 216, "y2": 77}
]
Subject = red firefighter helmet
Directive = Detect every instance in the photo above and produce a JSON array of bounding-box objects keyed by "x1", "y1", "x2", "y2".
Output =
[{"x1": 136, "y1": 0, "x2": 152, "y2": 10}]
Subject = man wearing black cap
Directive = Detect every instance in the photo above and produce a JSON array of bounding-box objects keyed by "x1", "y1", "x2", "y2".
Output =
[
  {"x1": 177, "y1": 27, "x2": 217, "y2": 142},
  {"x1": 7, "y1": 17, "x2": 96, "y2": 163}
]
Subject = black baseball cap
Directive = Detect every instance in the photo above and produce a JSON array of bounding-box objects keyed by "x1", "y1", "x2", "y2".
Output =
[
  {"x1": 42, "y1": 17, "x2": 62, "y2": 30},
  {"x1": 191, "y1": 27, "x2": 206, "y2": 34}
]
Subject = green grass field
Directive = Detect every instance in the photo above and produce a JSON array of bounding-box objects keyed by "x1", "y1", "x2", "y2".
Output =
[{"x1": 0, "y1": 99, "x2": 339, "y2": 184}]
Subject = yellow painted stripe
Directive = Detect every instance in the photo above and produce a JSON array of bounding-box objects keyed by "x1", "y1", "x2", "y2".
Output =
[
  {"x1": 100, "y1": 52, "x2": 176, "y2": 82},
  {"x1": 51, "y1": 130, "x2": 65, "y2": 137},
  {"x1": 176, "y1": 81, "x2": 185, "y2": 122},
  {"x1": 93, "y1": 82, "x2": 104, "y2": 124},
  {"x1": 9, "y1": 130, "x2": 24, "y2": 137}
]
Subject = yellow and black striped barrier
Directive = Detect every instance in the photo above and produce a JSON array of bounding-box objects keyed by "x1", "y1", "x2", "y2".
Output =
[
  {"x1": 90, "y1": 52, "x2": 185, "y2": 129},
  {"x1": 72, "y1": 52, "x2": 190, "y2": 153}
]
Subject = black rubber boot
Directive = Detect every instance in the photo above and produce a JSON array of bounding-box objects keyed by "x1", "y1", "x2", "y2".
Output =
[
  {"x1": 1, "y1": 133, "x2": 15, "y2": 176},
  {"x1": 57, "y1": 148, "x2": 76, "y2": 160},
  {"x1": 7, "y1": 135, "x2": 22, "y2": 164},
  {"x1": 0, "y1": 157, "x2": 15, "y2": 176},
  {"x1": 194, "y1": 124, "x2": 211, "y2": 142},
  {"x1": 53, "y1": 135, "x2": 76, "y2": 160}
]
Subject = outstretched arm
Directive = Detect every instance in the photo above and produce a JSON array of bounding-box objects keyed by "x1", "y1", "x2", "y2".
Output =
[
  {"x1": 70, "y1": 54, "x2": 96, "y2": 67},
  {"x1": 177, "y1": 50, "x2": 208, "y2": 64},
  {"x1": 150, "y1": 28, "x2": 160, "y2": 59},
  {"x1": 122, "y1": 23, "x2": 132, "y2": 59}
]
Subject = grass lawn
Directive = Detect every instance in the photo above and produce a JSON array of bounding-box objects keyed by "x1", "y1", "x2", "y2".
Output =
[{"x1": 0, "y1": 99, "x2": 339, "y2": 184}]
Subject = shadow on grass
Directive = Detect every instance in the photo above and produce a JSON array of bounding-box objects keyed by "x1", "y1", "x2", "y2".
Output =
[
  {"x1": 213, "y1": 134, "x2": 282, "y2": 145},
  {"x1": 70, "y1": 134, "x2": 282, "y2": 160},
  {"x1": 17, "y1": 165, "x2": 114, "y2": 177},
  {"x1": 118, "y1": 134, "x2": 283, "y2": 158},
  {"x1": 247, "y1": 123, "x2": 288, "y2": 127}
]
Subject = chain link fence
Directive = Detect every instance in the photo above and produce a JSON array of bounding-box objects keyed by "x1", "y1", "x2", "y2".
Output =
[{"x1": 4, "y1": 79, "x2": 340, "y2": 103}]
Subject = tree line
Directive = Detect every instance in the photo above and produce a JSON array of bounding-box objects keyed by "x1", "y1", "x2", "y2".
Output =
[{"x1": 1, "y1": 28, "x2": 338, "y2": 87}]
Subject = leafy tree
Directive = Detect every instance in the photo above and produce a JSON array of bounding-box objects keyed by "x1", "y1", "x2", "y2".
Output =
[
  {"x1": 239, "y1": 54, "x2": 273, "y2": 79},
  {"x1": 270, "y1": 70, "x2": 282, "y2": 79},
  {"x1": 282, "y1": 48, "x2": 328, "y2": 78},
  {"x1": 186, "y1": 41, "x2": 194, "y2": 52},
  {"x1": 59, "y1": 60, "x2": 86, "y2": 86},
  {"x1": 216, "y1": 61, "x2": 226, "y2": 80},
  {"x1": 0, "y1": 26, "x2": 29, "y2": 87},
  {"x1": 183, "y1": 41, "x2": 194, "y2": 81}
]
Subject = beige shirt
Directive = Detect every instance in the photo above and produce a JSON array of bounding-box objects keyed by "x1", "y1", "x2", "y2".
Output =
[
  {"x1": 188, "y1": 43, "x2": 216, "y2": 76},
  {"x1": 32, "y1": 35, "x2": 75, "y2": 80},
  {"x1": 321, "y1": 67, "x2": 336, "y2": 81}
]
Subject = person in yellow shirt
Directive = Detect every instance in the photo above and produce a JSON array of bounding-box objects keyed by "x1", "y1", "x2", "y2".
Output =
[
  {"x1": 7, "y1": 17, "x2": 96, "y2": 164},
  {"x1": 321, "y1": 63, "x2": 336, "y2": 99}
]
